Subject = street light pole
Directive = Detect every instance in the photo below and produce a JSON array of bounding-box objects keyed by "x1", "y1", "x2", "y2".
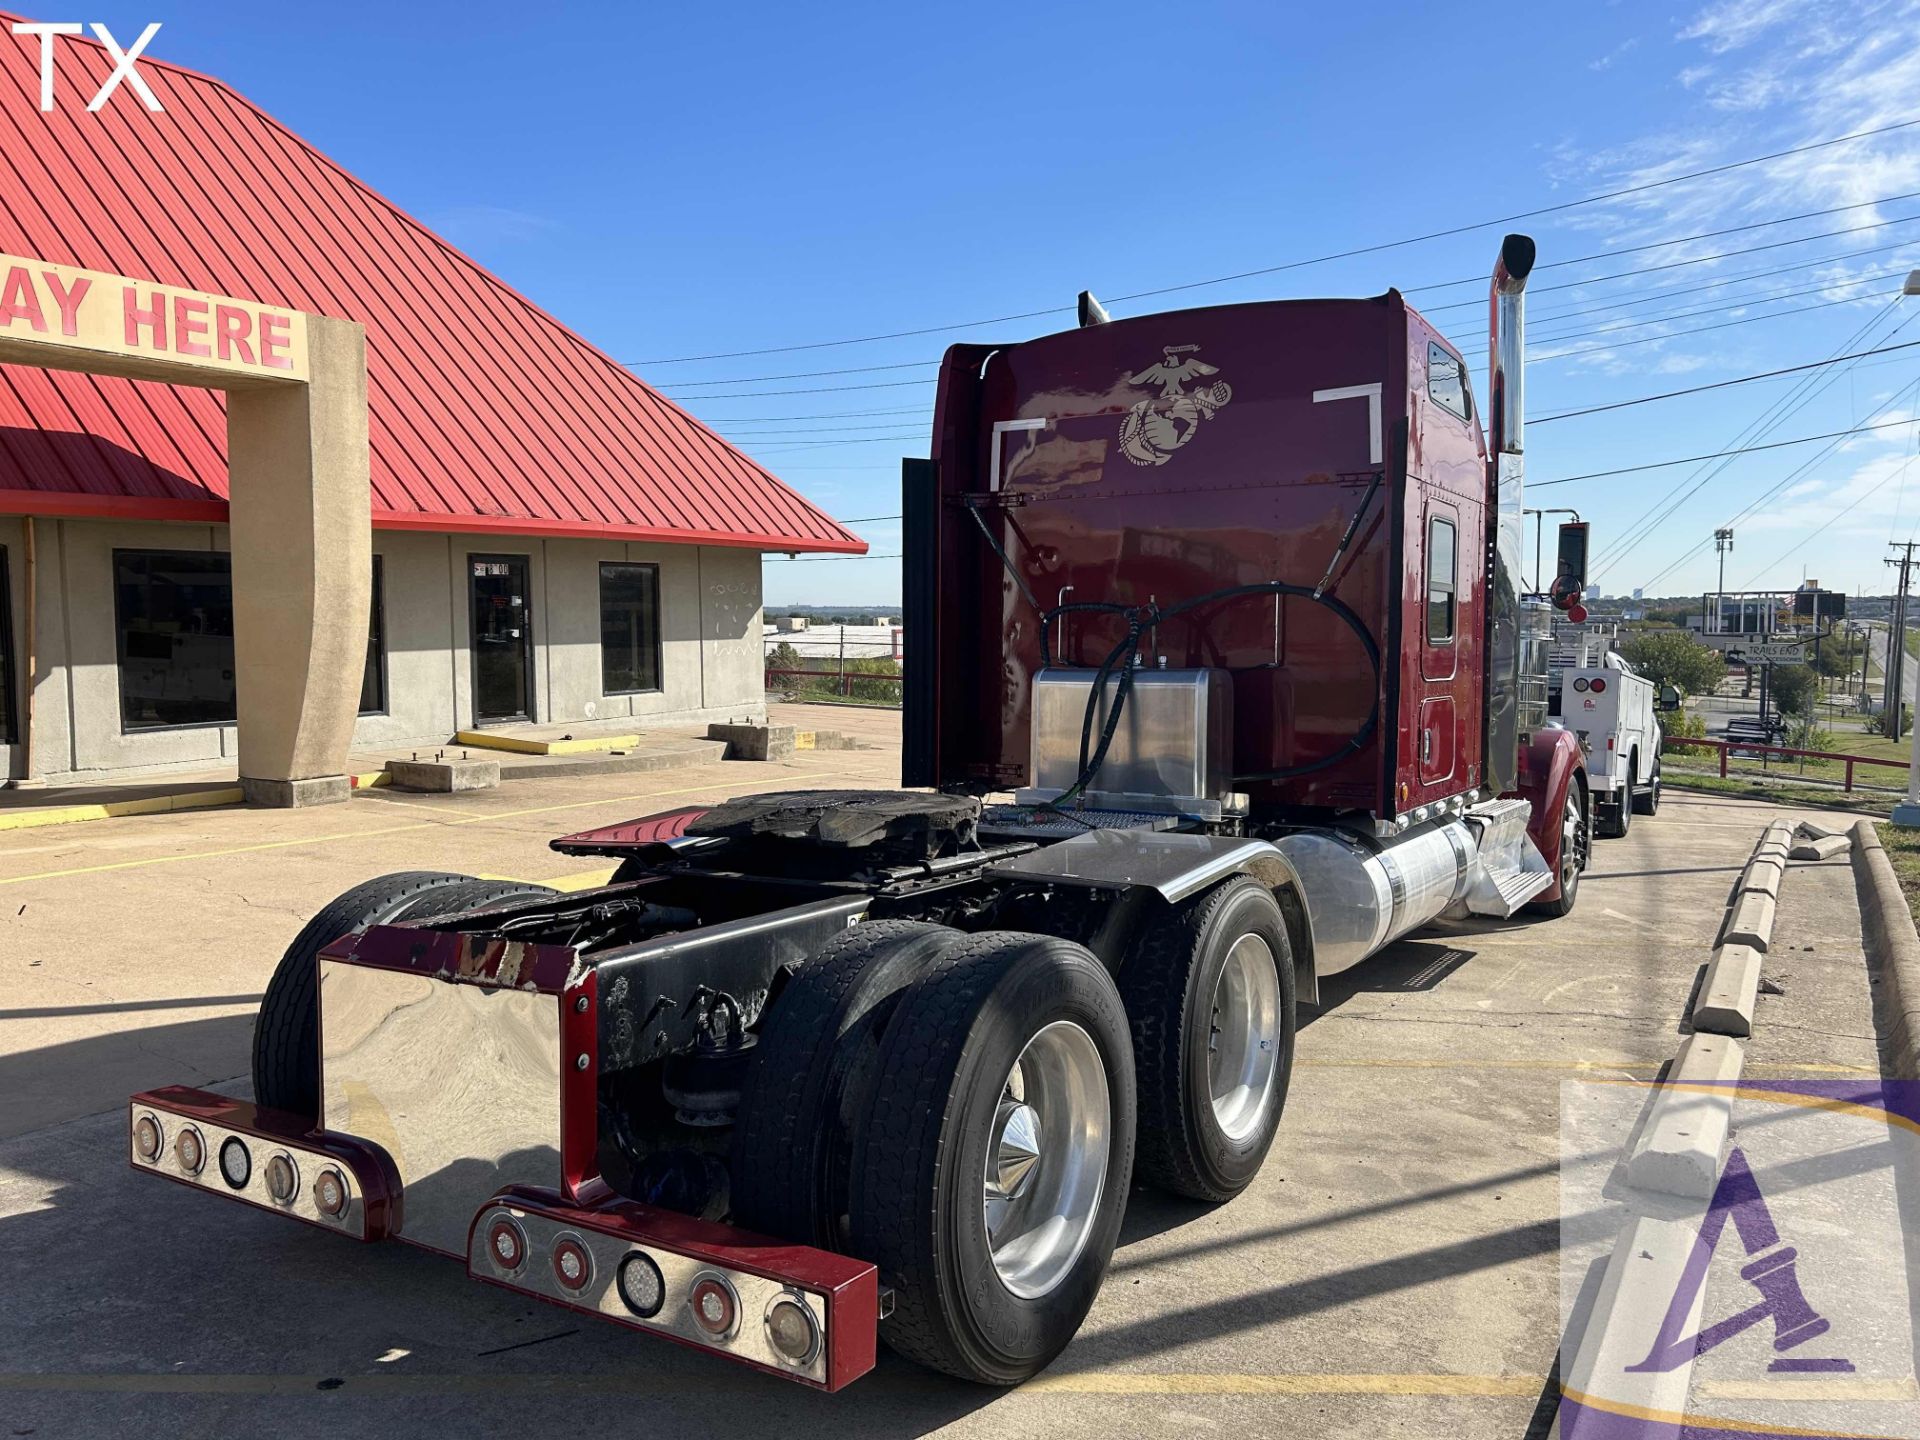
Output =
[{"x1": 1887, "y1": 269, "x2": 1920, "y2": 824}]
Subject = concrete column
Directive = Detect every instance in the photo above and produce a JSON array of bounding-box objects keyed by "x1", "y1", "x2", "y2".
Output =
[{"x1": 226, "y1": 315, "x2": 371, "y2": 806}]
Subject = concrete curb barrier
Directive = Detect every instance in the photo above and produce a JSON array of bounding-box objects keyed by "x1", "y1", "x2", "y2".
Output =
[
  {"x1": 1848, "y1": 818, "x2": 1920, "y2": 1080},
  {"x1": 1626, "y1": 1031, "x2": 1746, "y2": 1199},
  {"x1": 1560, "y1": 1207, "x2": 1708, "y2": 1428},
  {"x1": 1790, "y1": 834, "x2": 1850, "y2": 861},
  {"x1": 1720, "y1": 889, "x2": 1776, "y2": 950},
  {"x1": 1737, "y1": 856, "x2": 1782, "y2": 898},
  {"x1": 1692, "y1": 943, "x2": 1762, "y2": 1038}
]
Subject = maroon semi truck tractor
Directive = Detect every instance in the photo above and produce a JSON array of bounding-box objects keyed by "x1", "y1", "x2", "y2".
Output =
[{"x1": 126, "y1": 233, "x2": 1587, "y2": 1390}]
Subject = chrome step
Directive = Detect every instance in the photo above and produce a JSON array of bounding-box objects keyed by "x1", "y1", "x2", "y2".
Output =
[{"x1": 1461, "y1": 798, "x2": 1553, "y2": 917}]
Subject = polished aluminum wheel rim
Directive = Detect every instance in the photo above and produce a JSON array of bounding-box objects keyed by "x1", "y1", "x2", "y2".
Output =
[
  {"x1": 1208, "y1": 933, "x2": 1282, "y2": 1143},
  {"x1": 983, "y1": 1020, "x2": 1110, "y2": 1300},
  {"x1": 1561, "y1": 789, "x2": 1585, "y2": 889}
]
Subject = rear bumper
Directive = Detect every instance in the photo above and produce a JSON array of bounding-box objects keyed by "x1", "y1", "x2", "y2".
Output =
[{"x1": 127, "y1": 1085, "x2": 880, "y2": 1391}]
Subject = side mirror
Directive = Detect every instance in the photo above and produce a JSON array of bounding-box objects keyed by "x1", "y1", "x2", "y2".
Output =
[
  {"x1": 1657, "y1": 685, "x2": 1681, "y2": 712},
  {"x1": 1559, "y1": 526, "x2": 1589, "y2": 610}
]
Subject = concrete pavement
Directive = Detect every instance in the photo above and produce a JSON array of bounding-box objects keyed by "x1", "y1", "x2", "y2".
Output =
[{"x1": 0, "y1": 713, "x2": 1891, "y2": 1438}]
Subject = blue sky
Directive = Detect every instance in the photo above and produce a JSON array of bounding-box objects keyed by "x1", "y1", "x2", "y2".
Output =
[{"x1": 95, "y1": 0, "x2": 1920, "y2": 606}]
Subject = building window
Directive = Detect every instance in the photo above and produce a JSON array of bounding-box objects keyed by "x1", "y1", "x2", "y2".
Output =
[
  {"x1": 113, "y1": 550, "x2": 236, "y2": 731},
  {"x1": 359, "y1": 555, "x2": 387, "y2": 715},
  {"x1": 1428, "y1": 342, "x2": 1469, "y2": 421},
  {"x1": 1427, "y1": 516, "x2": 1457, "y2": 643},
  {"x1": 600, "y1": 562, "x2": 661, "y2": 695}
]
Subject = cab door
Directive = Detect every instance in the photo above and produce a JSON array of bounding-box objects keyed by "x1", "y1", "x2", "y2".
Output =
[{"x1": 1417, "y1": 500, "x2": 1460, "y2": 786}]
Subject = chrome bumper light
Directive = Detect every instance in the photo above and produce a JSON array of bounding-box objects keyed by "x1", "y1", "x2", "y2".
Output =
[
  {"x1": 127, "y1": 1086, "x2": 399, "y2": 1242},
  {"x1": 467, "y1": 1186, "x2": 878, "y2": 1391}
]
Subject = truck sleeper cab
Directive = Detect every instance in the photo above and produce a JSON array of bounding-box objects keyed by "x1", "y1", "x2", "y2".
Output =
[{"x1": 127, "y1": 236, "x2": 1587, "y2": 1391}]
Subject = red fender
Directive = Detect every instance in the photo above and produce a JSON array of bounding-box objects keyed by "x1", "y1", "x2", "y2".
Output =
[{"x1": 1509, "y1": 727, "x2": 1586, "y2": 902}]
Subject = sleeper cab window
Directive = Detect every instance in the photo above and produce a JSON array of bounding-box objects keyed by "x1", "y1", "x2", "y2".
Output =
[
  {"x1": 1428, "y1": 342, "x2": 1469, "y2": 421},
  {"x1": 1427, "y1": 515, "x2": 1457, "y2": 643}
]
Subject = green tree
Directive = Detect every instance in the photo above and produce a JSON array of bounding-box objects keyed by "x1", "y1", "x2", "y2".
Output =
[
  {"x1": 1810, "y1": 632, "x2": 1860, "y2": 679},
  {"x1": 1766, "y1": 663, "x2": 1818, "y2": 717},
  {"x1": 1619, "y1": 630, "x2": 1726, "y2": 698}
]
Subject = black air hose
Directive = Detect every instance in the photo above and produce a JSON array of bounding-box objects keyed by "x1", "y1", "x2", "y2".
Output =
[{"x1": 964, "y1": 497, "x2": 1385, "y2": 805}]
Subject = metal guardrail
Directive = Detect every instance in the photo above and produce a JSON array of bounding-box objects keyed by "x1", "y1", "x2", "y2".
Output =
[{"x1": 1666, "y1": 735, "x2": 1908, "y2": 793}]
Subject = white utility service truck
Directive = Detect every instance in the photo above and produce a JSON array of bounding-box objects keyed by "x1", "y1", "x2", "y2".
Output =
[{"x1": 1551, "y1": 634, "x2": 1662, "y2": 839}]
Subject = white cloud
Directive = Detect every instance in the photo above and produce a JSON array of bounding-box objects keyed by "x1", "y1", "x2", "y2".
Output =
[
  {"x1": 1679, "y1": 0, "x2": 1813, "y2": 54},
  {"x1": 1591, "y1": 37, "x2": 1641, "y2": 71},
  {"x1": 427, "y1": 204, "x2": 558, "y2": 246}
]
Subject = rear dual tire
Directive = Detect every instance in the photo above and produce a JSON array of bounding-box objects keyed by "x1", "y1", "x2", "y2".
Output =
[
  {"x1": 849, "y1": 932, "x2": 1135, "y2": 1385},
  {"x1": 735, "y1": 925, "x2": 1136, "y2": 1386},
  {"x1": 1119, "y1": 876, "x2": 1296, "y2": 1203}
]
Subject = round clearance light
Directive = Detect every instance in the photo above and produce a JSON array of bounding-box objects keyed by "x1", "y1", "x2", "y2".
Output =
[
  {"x1": 1589, "y1": 677, "x2": 1607, "y2": 694},
  {"x1": 132, "y1": 1113, "x2": 163, "y2": 1163},
  {"x1": 313, "y1": 1167, "x2": 351, "y2": 1220},
  {"x1": 765, "y1": 1296, "x2": 820, "y2": 1366},
  {"x1": 688, "y1": 1273, "x2": 739, "y2": 1340},
  {"x1": 264, "y1": 1152, "x2": 300, "y2": 1204},
  {"x1": 174, "y1": 1125, "x2": 206, "y2": 1176},
  {"x1": 486, "y1": 1216, "x2": 528, "y2": 1274},
  {"x1": 551, "y1": 1234, "x2": 594, "y2": 1293},
  {"x1": 1572, "y1": 677, "x2": 1590, "y2": 692},
  {"x1": 218, "y1": 1137, "x2": 252, "y2": 1190},
  {"x1": 616, "y1": 1252, "x2": 665, "y2": 1319}
]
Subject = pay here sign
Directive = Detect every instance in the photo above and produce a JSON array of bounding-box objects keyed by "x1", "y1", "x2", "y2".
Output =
[{"x1": 0, "y1": 253, "x2": 309, "y2": 385}]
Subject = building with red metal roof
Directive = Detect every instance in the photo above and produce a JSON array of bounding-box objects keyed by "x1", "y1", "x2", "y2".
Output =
[{"x1": 0, "y1": 21, "x2": 862, "y2": 783}]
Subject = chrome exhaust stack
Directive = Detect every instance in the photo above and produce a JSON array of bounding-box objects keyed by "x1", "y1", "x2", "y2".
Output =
[{"x1": 1484, "y1": 233, "x2": 1536, "y2": 796}]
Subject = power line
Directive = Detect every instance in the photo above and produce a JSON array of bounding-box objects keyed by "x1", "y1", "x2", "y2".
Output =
[
  {"x1": 1532, "y1": 339, "x2": 1920, "y2": 424},
  {"x1": 1461, "y1": 280, "x2": 1901, "y2": 367},
  {"x1": 660, "y1": 359, "x2": 941, "y2": 391},
  {"x1": 1741, "y1": 455, "x2": 1920, "y2": 586},
  {"x1": 1530, "y1": 417, "x2": 1920, "y2": 489},
  {"x1": 699, "y1": 404, "x2": 929, "y2": 424},
  {"x1": 1595, "y1": 297, "x2": 1906, "y2": 572},
  {"x1": 766, "y1": 552, "x2": 902, "y2": 562},
  {"x1": 1632, "y1": 362, "x2": 1920, "y2": 590},
  {"x1": 1399, "y1": 190, "x2": 1920, "y2": 297},
  {"x1": 651, "y1": 188, "x2": 1920, "y2": 391},
  {"x1": 634, "y1": 116, "x2": 1920, "y2": 364},
  {"x1": 1420, "y1": 212, "x2": 1920, "y2": 317}
]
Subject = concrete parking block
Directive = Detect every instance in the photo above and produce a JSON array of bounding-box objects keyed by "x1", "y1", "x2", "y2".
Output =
[
  {"x1": 1721, "y1": 888, "x2": 1776, "y2": 951},
  {"x1": 1628, "y1": 1032, "x2": 1745, "y2": 1199},
  {"x1": 1560, "y1": 1208, "x2": 1705, "y2": 1428},
  {"x1": 1793, "y1": 820, "x2": 1842, "y2": 841},
  {"x1": 1693, "y1": 944, "x2": 1762, "y2": 1038},
  {"x1": 384, "y1": 757, "x2": 500, "y2": 792},
  {"x1": 1738, "y1": 857, "x2": 1782, "y2": 898},
  {"x1": 1790, "y1": 834, "x2": 1850, "y2": 861}
]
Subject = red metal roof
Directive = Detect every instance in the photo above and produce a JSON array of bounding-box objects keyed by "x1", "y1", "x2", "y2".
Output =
[{"x1": 0, "y1": 22, "x2": 865, "y2": 554}]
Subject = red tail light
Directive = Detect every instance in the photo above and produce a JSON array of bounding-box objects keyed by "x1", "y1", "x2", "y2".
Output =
[
  {"x1": 468, "y1": 1186, "x2": 877, "y2": 1391},
  {"x1": 127, "y1": 1086, "x2": 399, "y2": 1241},
  {"x1": 1589, "y1": 676, "x2": 1607, "y2": 693}
]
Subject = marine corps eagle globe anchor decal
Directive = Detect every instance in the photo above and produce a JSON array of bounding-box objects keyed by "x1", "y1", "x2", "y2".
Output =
[{"x1": 1119, "y1": 344, "x2": 1233, "y2": 466}]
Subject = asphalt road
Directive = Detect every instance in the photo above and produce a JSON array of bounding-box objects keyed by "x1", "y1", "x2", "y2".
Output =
[{"x1": 0, "y1": 724, "x2": 1887, "y2": 1439}]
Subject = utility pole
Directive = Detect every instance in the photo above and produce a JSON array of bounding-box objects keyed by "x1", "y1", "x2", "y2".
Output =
[
  {"x1": 1714, "y1": 528, "x2": 1734, "y2": 633},
  {"x1": 1887, "y1": 541, "x2": 1918, "y2": 743},
  {"x1": 1891, "y1": 269, "x2": 1920, "y2": 824}
]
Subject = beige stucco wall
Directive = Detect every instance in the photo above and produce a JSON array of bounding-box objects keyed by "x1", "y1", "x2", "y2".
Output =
[{"x1": 0, "y1": 519, "x2": 767, "y2": 782}]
